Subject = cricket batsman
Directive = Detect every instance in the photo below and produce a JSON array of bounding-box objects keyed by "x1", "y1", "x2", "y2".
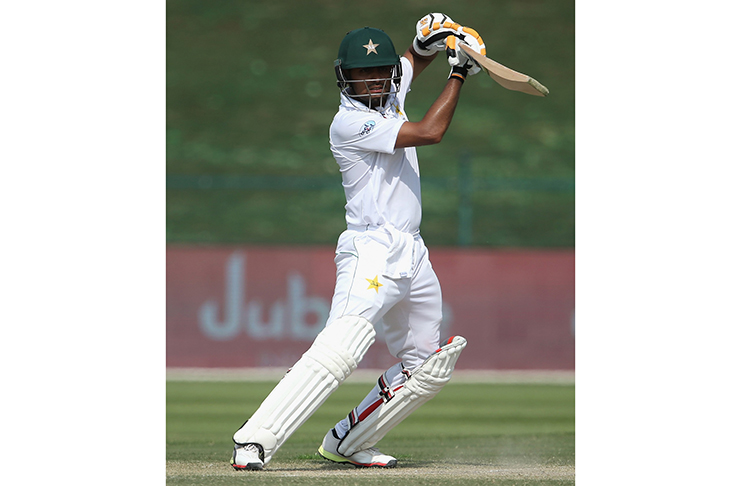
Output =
[{"x1": 231, "y1": 13, "x2": 484, "y2": 470}]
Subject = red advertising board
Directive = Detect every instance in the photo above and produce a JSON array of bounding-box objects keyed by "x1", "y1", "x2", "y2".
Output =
[{"x1": 167, "y1": 246, "x2": 574, "y2": 370}]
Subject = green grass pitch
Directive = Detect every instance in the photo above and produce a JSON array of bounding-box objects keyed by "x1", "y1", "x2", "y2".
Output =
[{"x1": 166, "y1": 378, "x2": 575, "y2": 485}]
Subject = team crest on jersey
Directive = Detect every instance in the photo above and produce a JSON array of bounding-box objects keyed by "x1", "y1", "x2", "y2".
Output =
[
  {"x1": 365, "y1": 275, "x2": 383, "y2": 293},
  {"x1": 359, "y1": 120, "x2": 376, "y2": 137}
]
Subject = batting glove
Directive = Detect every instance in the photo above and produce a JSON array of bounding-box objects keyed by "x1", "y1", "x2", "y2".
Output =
[
  {"x1": 446, "y1": 36, "x2": 474, "y2": 82},
  {"x1": 413, "y1": 13, "x2": 461, "y2": 56},
  {"x1": 455, "y1": 27, "x2": 485, "y2": 76}
]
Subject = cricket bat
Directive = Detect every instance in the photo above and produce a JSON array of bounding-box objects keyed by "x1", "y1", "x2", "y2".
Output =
[{"x1": 460, "y1": 44, "x2": 549, "y2": 97}]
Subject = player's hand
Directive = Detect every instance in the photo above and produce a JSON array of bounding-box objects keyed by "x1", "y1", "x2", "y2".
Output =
[
  {"x1": 413, "y1": 13, "x2": 461, "y2": 56},
  {"x1": 455, "y1": 27, "x2": 485, "y2": 76},
  {"x1": 446, "y1": 36, "x2": 478, "y2": 81}
]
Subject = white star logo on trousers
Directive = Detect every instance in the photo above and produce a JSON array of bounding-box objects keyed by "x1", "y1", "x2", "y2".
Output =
[{"x1": 363, "y1": 39, "x2": 379, "y2": 55}]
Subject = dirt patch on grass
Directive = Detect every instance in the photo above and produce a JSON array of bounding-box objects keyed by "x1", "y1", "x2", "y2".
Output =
[{"x1": 167, "y1": 460, "x2": 575, "y2": 481}]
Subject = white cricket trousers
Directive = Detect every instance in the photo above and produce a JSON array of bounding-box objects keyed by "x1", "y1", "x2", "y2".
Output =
[
  {"x1": 325, "y1": 226, "x2": 444, "y2": 439},
  {"x1": 326, "y1": 226, "x2": 443, "y2": 370}
]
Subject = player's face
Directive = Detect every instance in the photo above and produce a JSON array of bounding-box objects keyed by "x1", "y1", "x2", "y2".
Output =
[{"x1": 347, "y1": 66, "x2": 394, "y2": 107}]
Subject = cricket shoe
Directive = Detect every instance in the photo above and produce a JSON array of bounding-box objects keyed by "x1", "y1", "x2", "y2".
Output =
[
  {"x1": 230, "y1": 442, "x2": 264, "y2": 470},
  {"x1": 318, "y1": 428, "x2": 397, "y2": 468}
]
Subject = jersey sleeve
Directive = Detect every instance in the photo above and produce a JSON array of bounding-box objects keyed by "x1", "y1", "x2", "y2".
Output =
[
  {"x1": 330, "y1": 111, "x2": 405, "y2": 155},
  {"x1": 399, "y1": 55, "x2": 413, "y2": 97}
]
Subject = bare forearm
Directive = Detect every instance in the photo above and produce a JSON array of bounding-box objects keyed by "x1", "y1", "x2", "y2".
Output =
[
  {"x1": 395, "y1": 77, "x2": 463, "y2": 148},
  {"x1": 421, "y1": 77, "x2": 462, "y2": 141}
]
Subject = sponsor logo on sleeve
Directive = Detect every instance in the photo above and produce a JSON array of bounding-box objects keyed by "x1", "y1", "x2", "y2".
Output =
[{"x1": 359, "y1": 120, "x2": 376, "y2": 137}]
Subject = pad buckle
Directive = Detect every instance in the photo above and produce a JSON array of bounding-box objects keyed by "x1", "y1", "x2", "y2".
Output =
[
  {"x1": 377, "y1": 373, "x2": 396, "y2": 403},
  {"x1": 379, "y1": 385, "x2": 394, "y2": 403}
]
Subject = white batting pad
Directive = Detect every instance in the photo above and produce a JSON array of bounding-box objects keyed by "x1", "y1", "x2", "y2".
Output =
[
  {"x1": 233, "y1": 315, "x2": 376, "y2": 465},
  {"x1": 338, "y1": 335, "x2": 467, "y2": 456}
]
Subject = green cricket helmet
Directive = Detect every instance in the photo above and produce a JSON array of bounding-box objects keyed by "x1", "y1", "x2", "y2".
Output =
[{"x1": 334, "y1": 27, "x2": 402, "y2": 106}]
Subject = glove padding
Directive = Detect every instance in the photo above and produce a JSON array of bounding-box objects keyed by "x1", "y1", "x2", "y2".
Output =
[
  {"x1": 454, "y1": 27, "x2": 485, "y2": 76},
  {"x1": 413, "y1": 13, "x2": 486, "y2": 75},
  {"x1": 446, "y1": 35, "x2": 481, "y2": 80},
  {"x1": 413, "y1": 13, "x2": 461, "y2": 56}
]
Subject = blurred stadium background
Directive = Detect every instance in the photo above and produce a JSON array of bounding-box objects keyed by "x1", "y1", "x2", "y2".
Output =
[{"x1": 166, "y1": 0, "x2": 574, "y2": 373}]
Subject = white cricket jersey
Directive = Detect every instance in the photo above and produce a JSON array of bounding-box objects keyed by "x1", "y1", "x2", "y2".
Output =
[{"x1": 329, "y1": 56, "x2": 421, "y2": 234}]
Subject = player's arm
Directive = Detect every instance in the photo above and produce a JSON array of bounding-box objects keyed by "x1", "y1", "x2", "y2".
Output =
[
  {"x1": 395, "y1": 36, "x2": 480, "y2": 149},
  {"x1": 402, "y1": 47, "x2": 436, "y2": 82},
  {"x1": 394, "y1": 76, "x2": 462, "y2": 148}
]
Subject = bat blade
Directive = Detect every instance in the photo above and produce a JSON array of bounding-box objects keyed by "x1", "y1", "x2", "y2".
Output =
[{"x1": 460, "y1": 44, "x2": 549, "y2": 97}]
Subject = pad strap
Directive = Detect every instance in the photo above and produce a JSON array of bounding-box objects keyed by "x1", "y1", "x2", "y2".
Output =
[{"x1": 338, "y1": 336, "x2": 467, "y2": 456}]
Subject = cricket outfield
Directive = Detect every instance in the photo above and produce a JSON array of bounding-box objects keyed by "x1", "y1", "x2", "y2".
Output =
[{"x1": 167, "y1": 372, "x2": 575, "y2": 485}]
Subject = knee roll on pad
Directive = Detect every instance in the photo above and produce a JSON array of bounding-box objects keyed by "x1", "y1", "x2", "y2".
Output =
[
  {"x1": 338, "y1": 336, "x2": 467, "y2": 456},
  {"x1": 233, "y1": 315, "x2": 375, "y2": 465}
]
